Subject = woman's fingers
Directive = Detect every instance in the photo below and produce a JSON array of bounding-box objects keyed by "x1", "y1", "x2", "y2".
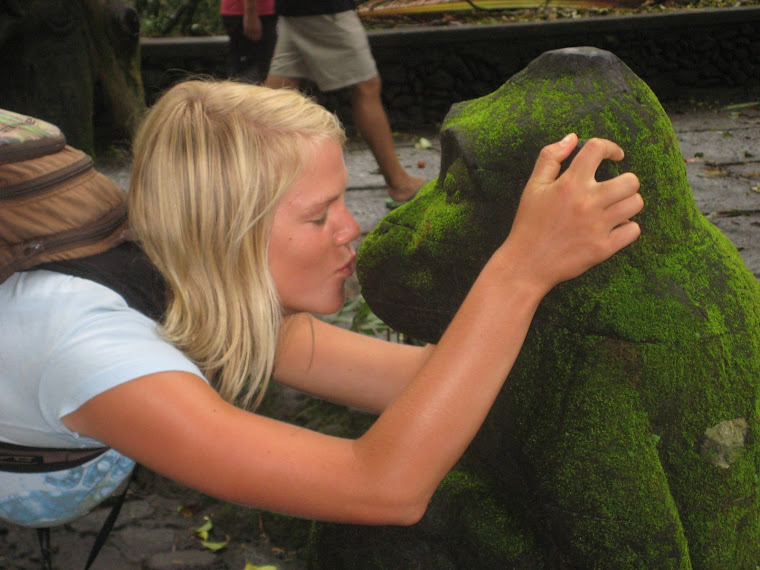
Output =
[
  {"x1": 566, "y1": 140, "x2": 642, "y2": 232},
  {"x1": 566, "y1": 137, "x2": 625, "y2": 181},
  {"x1": 608, "y1": 220, "x2": 642, "y2": 253},
  {"x1": 604, "y1": 191, "x2": 645, "y2": 228},
  {"x1": 528, "y1": 133, "x2": 579, "y2": 186},
  {"x1": 597, "y1": 172, "x2": 641, "y2": 209}
]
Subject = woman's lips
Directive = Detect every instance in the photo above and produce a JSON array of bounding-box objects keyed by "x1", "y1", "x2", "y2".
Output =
[{"x1": 339, "y1": 256, "x2": 356, "y2": 276}]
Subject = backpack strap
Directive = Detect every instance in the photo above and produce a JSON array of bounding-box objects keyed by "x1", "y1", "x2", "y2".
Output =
[
  {"x1": 84, "y1": 472, "x2": 133, "y2": 570},
  {"x1": 36, "y1": 528, "x2": 52, "y2": 570},
  {"x1": 0, "y1": 441, "x2": 108, "y2": 473},
  {"x1": 38, "y1": 239, "x2": 167, "y2": 321},
  {"x1": 34, "y1": 472, "x2": 134, "y2": 570}
]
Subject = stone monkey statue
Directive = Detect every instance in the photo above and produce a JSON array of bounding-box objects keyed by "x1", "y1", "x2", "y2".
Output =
[{"x1": 311, "y1": 47, "x2": 760, "y2": 568}]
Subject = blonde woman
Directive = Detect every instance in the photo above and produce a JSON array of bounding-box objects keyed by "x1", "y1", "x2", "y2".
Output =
[{"x1": 1, "y1": 80, "x2": 642, "y2": 531}]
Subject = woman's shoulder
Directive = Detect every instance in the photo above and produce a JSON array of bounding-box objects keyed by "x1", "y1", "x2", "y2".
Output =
[{"x1": 0, "y1": 270, "x2": 204, "y2": 448}]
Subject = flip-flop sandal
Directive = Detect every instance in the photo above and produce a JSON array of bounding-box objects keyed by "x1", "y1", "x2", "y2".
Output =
[{"x1": 385, "y1": 191, "x2": 418, "y2": 210}]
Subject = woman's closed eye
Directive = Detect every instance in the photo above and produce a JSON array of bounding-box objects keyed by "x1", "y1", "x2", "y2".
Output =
[{"x1": 310, "y1": 213, "x2": 328, "y2": 226}]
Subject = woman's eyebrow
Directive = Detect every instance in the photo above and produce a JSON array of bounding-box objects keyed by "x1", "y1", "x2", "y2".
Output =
[
  {"x1": 301, "y1": 192, "x2": 342, "y2": 216},
  {"x1": 308, "y1": 191, "x2": 342, "y2": 209}
]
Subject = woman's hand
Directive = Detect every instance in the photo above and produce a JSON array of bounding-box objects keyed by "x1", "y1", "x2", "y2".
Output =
[{"x1": 503, "y1": 134, "x2": 643, "y2": 294}]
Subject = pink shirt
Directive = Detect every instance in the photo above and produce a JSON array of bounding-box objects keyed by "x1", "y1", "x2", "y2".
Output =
[{"x1": 220, "y1": 0, "x2": 275, "y2": 16}]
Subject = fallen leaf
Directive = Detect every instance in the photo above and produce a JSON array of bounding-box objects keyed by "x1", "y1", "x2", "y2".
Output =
[
  {"x1": 201, "y1": 539, "x2": 228, "y2": 551},
  {"x1": 417, "y1": 160, "x2": 426, "y2": 168},
  {"x1": 244, "y1": 564, "x2": 278, "y2": 570},
  {"x1": 751, "y1": 185, "x2": 760, "y2": 193},
  {"x1": 698, "y1": 166, "x2": 729, "y2": 178},
  {"x1": 194, "y1": 516, "x2": 213, "y2": 540}
]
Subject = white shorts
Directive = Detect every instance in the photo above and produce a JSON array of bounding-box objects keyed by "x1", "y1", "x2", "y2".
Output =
[{"x1": 268, "y1": 10, "x2": 378, "y2": 92}]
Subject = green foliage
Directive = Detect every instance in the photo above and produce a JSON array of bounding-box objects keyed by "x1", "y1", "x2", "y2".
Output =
[
  {"x1": 320, "y1": 293, "x2": 426, "y2": 346},
  {"x1": 126, "y1": 0, "x2": 760, "y2": 38},
  {"x1": 126, "y1": 0, "x2": 224, "y2": 37}
]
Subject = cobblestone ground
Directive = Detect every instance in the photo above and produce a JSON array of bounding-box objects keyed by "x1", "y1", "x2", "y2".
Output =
[{"x1": 1, "y1": 98, "x2": 759, "y2": 569}]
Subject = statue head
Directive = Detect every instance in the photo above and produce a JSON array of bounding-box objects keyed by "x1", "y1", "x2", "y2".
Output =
[{"x1": 358, "y1": 46, "x2": 744, "y2": 347}]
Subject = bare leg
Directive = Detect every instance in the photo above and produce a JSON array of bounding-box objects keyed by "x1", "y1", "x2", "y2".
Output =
[{"x1": 350, "y1": 76, "x2": 425, "y2": 201}]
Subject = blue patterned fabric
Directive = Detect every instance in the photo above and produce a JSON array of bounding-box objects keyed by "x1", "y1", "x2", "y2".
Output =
[{"x1": 0, "y1": 449, "x2": 135, "y2": 527}]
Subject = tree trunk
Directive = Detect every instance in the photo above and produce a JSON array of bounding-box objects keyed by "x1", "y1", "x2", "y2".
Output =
[{"x1": 0, "y1": 0, "x2": 145, "y2": 155}]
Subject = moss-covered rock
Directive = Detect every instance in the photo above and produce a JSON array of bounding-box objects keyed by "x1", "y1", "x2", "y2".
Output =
[{"x1": 311, "y1": 47, "x2": 760, "y2": 568}]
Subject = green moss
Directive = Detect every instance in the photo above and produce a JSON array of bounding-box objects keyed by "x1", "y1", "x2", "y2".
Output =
[{"x1": 431, "y1": 469, "x2": 546, "y2": 566}]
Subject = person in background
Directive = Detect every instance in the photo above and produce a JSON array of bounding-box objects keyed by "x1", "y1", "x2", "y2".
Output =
[
  {"x1": 265, "y1": 0, "x2": 426, "y2": 209},
  {"x1": 221, "y1": 0, "x2": 278, "y2": 83}
]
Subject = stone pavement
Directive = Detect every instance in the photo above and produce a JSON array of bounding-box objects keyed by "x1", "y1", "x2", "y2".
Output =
[
  {"x1": 670, "y1": 101, "x2": 760, "y2": 279},
  {"x1": 1, "y1": 97, "x2": 759, "y2": 570}
]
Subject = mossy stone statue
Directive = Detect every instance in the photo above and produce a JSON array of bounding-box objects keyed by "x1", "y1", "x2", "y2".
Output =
[{"x1": 310, "y1": 47, "x2": 760, "y2": 568}]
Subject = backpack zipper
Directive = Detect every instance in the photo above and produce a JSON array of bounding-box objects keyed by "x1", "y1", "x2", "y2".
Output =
[
  {"x1": 19, "y1": 204, "x2": 128, "y2": 261},
  {"x1": 0, "y1": 151, "x2": 93, "y2": 200}
]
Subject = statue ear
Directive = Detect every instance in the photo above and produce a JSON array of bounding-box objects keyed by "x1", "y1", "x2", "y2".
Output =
[{"x1": 438, "y1": 125, "x2": 484, "y2": 200}]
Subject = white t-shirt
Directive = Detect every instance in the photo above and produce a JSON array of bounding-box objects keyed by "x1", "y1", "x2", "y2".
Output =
[{"x1": 0, "y1": 270, "x2": 204, "y2": 526}]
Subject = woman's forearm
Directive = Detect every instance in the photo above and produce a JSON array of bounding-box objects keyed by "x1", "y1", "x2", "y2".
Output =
[{"x1": 352, "y1": 243, "x2": 546, "y2": 517}]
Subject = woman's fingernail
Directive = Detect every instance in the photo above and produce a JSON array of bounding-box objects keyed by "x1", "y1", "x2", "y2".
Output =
[{"x1": 560, "y1": 133, "x2": 574, "y2": 146}]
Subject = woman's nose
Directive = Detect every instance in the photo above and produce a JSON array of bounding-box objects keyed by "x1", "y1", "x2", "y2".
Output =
[{"x1": 334, "y1": 206, "x2": 361, "y2": 245}]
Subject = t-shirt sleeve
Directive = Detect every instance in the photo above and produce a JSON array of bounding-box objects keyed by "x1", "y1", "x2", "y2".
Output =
[{"x1": 37, "y1": 277, "x2": 205, "y2": 443}]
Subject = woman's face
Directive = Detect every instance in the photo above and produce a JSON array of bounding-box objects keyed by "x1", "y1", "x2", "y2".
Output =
[{"x1": 268, "y1": 138, "x2": 361, "y2": 315}]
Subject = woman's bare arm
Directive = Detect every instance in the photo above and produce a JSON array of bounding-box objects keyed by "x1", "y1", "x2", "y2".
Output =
[
  {"x1": 63, "y1": 371, "x2": 420, "y2": 524},
  {"x1": 64, "y1": 135, "x2": 642, "y2": 526},
  {"x1": 273, "y1": 313, "x2": 434, "y2": 413}
]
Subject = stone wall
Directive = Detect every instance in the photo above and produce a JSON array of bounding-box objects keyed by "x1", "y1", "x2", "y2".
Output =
[{"x1": 141, "y1": 7, "x2": 760, "y2": 131}]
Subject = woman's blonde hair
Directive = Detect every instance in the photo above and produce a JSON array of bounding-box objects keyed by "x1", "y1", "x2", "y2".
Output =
[{"x1": 128, "y1": 79, "x2": 345, "y2": 409}]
